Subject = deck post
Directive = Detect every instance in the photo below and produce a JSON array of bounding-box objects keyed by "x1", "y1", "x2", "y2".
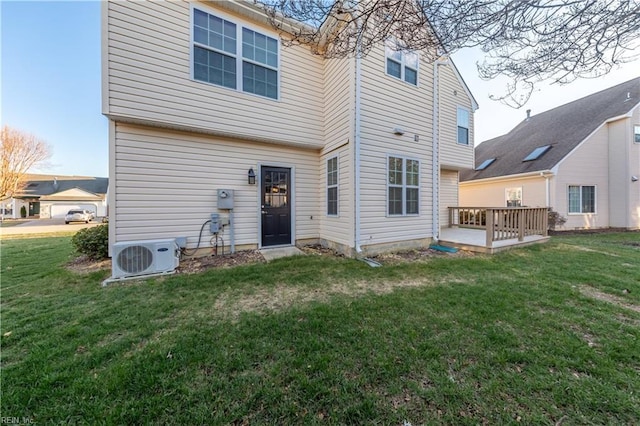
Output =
[
  {"x1": 518, "y1": 209, "x2": 525, "y2": 241},
  {"x1": 485, "y1": 208, "x2": 494, "y2": 247}
]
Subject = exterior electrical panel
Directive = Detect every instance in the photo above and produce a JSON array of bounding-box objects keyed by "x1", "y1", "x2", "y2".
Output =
[
  {"x1": 217, "y1": 189, "x2": 234, "y2": 209},
  {"x1": 210, "y1": 213, "x2": 220, "y2": 233}
]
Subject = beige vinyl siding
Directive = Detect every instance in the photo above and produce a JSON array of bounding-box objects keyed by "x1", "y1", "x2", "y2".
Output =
[
  {"x1": 319, "y1": 56, "x2": 354, "y2": 248},
  {"x1": 630, "y1": 106, "x2": 640, "y2": 228},
  {"x1": 608, "y1": 118, "x2": 630, "y2": 227},
  {"x1": 357, "y1": 43, "x2": 434, "y2": 246},
  {"x1": 319, "y1": 148, "x2": 353, "y2": 247},
  {"x1": 439, "y1": 170, "x2": 458, "y2": 227},
  {"x1": 555, "y1": 125, "x2": 609, "y2": 229},
  {"x1": 459, "y1": 176, "x2": 548, "y2": 208},
  {"x1": 106, "y1": 1, "x2": 325, "y2": 148},
  {"x1": 438, "y1": 64, "x2": 474, "y2": 169},
  {"x1": 113, "y1": 123, "x2": 319, "y2": 247}
]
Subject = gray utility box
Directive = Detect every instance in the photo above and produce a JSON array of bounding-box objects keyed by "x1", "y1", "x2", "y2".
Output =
[
  {"x1": 217, "y1": 189, "x2": 234, "y2": 210},
  {"x1": 210, "y1": 213, "x2": 220, "y2": 233}
]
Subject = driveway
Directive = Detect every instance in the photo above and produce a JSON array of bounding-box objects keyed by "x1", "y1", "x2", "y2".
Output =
[{"x1": 1, "y1": 218, "x2": 103, "y2": 238}]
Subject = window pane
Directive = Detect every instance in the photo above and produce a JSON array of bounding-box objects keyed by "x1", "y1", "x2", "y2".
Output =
[
  {"x1": 568, "y1": 186, "x2": 580, "y2": 213},
  {"x1": 582, "y1": 186, "x2": 595, "y2": 213},
  {"x1": 406, "y1": 160, "x2": 419, "y2": 186},
  {"x1": 406, "y1": 188, "x2": 419, "y2": 214},
  {"x1": 387, "y1": 59, "x2": 401, "y2": 79},
  {"x1": 405, "y1": 51, "x2": 419, "y2": 69},
  {"x1": 405, "y1": 67, "x2": 417, "y2": 85},
  {"x1": 327, "y1": 157, "x2": 338, "y2": 186},
  {"x1": 243, "y1": 62, "x2": 277, "y2": 99},
  {"x1": 327, "y1": 187, "x2": 338, "y2": 216},
  {"x1": 457, "y1": 108, "x2": 470, "y2": 127},
  {"x1": 194, "y1": 9, "x2": 208, "y2": 28},
  {"x1": 193, "y1": 47, "x2": 236, "y2": 89},
  {"x1": 388, "y1": 157, "x2": 403, "y2": 185},
  {"x1": 457, "y1": 126, "x2": 469, "y2": 145},
  {"x1": 194, "y1": 26, "x2": 208, "y2": 45},
  {"x1": 389, "y1": 187, "x2": 403, "y2": 215},
  {"x1": 243, "y1": 28, "x2": 277, "y2": 67},
  {"x1": 634, "y1": 125, "x2": 640, "y2": 143}
]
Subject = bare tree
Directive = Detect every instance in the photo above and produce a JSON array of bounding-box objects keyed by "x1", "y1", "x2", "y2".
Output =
[
  {"x1": 1, "y1": 126, "x2": 51, "y2": 201},
  {"x1": 257, "y1": 0, "x2": 640, "y2": 106}
]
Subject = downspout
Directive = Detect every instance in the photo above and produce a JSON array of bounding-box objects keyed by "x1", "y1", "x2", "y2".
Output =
[
  {"x1": 354, "y1": 20, "x2": 363, "y2": 254},
  {"x1": 432, "y1": 57, "x2": 448, "y2": 242}
]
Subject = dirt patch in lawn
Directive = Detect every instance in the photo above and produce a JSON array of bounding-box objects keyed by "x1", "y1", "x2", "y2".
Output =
[
  {"x1": 66, "y1": 256, "x2": 111, "y2": 274},
  {"x1": 177, "y1": 250, "x2": 266, "y2": 274},
  {"x1": 579, "y1": 285, "x2": 640, "y2": 313}
]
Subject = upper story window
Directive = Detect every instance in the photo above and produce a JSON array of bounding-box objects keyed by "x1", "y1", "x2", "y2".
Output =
[
  {"x1": 327, "y1": 156, "x2": 338, "y2": 216},
  {"x1": 634, "y1": 125, "x2": 640, "y2": 143},
  {"x1": 524, "y1": 145, "x2": 551, "y2": 161},
  {"x1": 385, "y1": 39, "x2": 418, "y2": 85},
  {"x1": 568, "y1": 185, "x2": 595, "y2": 213},
  {"x1": 388, "y1": 156, "x2": 419, "y2": 216},
  {"x1": 193, "y1": 8, "x2": 279, "y2": 99},
  {"x1": 457, "y1": 107, "x2": 470, "y2": 145}
]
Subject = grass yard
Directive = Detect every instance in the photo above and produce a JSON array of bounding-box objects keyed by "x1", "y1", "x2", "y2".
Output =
[{"x1": 1, "y1": 233, "x2": 639, "y2": 424}]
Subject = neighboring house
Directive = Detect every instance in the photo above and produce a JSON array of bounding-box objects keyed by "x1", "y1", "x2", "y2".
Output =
[
  {"x1": 102, "y1": 1, "x2": 477, "y2": 256},
  {"x1": 1, "y1": 174, "x2": 109, "y2": 220},
  {"x1": 460, "y1": 77, "x2": 640, "y2": 230}
]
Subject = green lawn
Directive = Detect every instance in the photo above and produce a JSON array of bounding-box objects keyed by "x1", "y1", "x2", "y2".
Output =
[{"x1": 1, "y1": 233, "x2": 639, "y2": 424}]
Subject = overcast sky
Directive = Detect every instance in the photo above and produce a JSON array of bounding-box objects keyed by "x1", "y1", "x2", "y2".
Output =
[{"x1": 1, "y1": 1, "x2": 638, "y2": 178}]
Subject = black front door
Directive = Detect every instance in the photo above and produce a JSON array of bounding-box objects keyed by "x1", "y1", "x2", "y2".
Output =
[{"x1": 261, "y1": 166, "x2": 291, "y2": 247}]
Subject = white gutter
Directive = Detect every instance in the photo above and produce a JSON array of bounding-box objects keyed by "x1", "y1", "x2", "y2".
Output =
[
  {"x1": 354, "y1": 20, "x2": 363, "y2": 254},
  {"x1": 432, "y1": 58, "x2": 448, "y2": 241},
  {"x1": 461, "y1": 170, "x2": 555, "y2": 186}
]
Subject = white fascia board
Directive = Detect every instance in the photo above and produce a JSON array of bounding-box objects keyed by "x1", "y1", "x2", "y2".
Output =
[{"x1": 460, "y1": 170, "x2": 554, "y2": 186}]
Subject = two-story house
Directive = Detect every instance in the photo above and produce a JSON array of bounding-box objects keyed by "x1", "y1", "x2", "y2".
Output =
[
  {"x1": 460, "y1": 77, "x2": 640, "y2": 230},
  {"x1": 102, "y1": 0, "x2": 477, "y2": 256}
]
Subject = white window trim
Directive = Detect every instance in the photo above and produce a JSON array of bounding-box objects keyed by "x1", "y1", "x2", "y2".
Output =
[
  {"x1": 457, "y1": 106, "x2": 471, "y2": 145},
  {"x1": 327, "y1": 155, "x2": 339, "y2": 217},
  {"x1": 386, "y1": 155, "x2": 420, "y2": 217},
  {"x1": 190, "y1": 4, "x2": 281, "y2": 100},
  {"x1": 384, "y1": 38, "x2": 419, "y2": 86},
  {"x1": 567, "y1": 184, "x2": 597, "y2": 215}
]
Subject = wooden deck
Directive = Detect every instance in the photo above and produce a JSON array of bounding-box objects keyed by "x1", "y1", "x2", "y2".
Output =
[
  {"x1": 441, "y1": 207, "x2": 550, "y2": 253},
  {"x1": 439, "y1": 227, "x2": 550, "y2": 254}
]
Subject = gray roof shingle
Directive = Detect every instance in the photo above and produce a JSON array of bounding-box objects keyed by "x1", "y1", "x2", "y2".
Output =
[
  {"x1": 460, "y1": 77, "x2": 640, "y2": 182},
  {"x1": 17, "y1": 174, "x2": 108, "y2": 198}
]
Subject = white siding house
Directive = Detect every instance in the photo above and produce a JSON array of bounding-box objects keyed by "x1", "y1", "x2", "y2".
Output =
[{"x1": 103, "y1": 0, "x2": 477, "y2": 256}]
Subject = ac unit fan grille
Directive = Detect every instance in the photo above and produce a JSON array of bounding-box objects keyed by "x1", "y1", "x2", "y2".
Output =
[{"x1": 116, "y1": 245, "x2": 153, "y2": 274}]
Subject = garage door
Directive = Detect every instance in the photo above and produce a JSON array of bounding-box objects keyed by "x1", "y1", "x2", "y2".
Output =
[{"x1": 50, "y1": 204, "x2": 97, "y2": 219}]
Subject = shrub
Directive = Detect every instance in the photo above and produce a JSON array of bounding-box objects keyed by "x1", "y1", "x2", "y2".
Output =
[
  {"x1": 72, "y1": 224, "x2": 109, "y2": 260},
  {"x1": 20, "y1": 206, "x2": 26, "y2": 218},
  {"x1": 548, "y1": 209, "x2": 567, "y2": 231}
]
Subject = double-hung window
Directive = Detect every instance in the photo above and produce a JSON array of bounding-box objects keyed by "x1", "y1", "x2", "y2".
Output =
[
  {"x1": 385, "y1": 39, "x2": 418, "y2": 85},
  {"x1": 388, "y1": 156, "x2": 419, "y2": 216},
  {"x1": 327, "y1": 157, "x2": 338, "y2": 216},
  {"x1": 634, "y1": 125, "x2": 640, "y2": 143},
  {"x1": 193, "y1": 8, "x2": 279, "y2": 99},
  {"x1": 505, "y1": 187, "x2": 522, "y2": 207},
  {"x1": 568, "y1": 185, "x2": 595, "y2": 213},
  {"x1": 457, "y1": 107, "x2": 470, "y2": 145}
]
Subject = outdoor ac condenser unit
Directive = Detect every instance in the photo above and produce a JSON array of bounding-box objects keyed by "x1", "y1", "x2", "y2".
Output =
[{"x1": 111, "y1": 239, "x2": 180, "y2": 279}]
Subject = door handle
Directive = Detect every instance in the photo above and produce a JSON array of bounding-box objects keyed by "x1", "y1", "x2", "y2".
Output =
[{"x1": 261, "y1": 210, "x2": 267, "y2": 215}]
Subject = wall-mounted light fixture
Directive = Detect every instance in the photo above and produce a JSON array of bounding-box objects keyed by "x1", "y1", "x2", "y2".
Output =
[
  {"x1": 248, "y1": 168, "x2": 256, "y2": 185},
  {"x1": 632, "y1": 175, "x2": 638, "y2": 182},
  {"x1": 393, "y1": 127, "x2": 404, "y2": 135}
]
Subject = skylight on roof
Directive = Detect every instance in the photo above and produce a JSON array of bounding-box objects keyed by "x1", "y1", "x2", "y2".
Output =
[
  {"x1": 476, "y1": 158, "x2": 496, "y2": 170},
  {"x1": 523, "y1": 145, "x2": 551, "y2": 161}
]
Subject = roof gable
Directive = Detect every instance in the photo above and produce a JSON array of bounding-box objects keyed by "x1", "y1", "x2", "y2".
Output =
[{"x1": 461, "y1": 76, "x2": 640, "y2": 182}]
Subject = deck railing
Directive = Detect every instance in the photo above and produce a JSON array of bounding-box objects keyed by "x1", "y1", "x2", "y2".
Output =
[{"x1": 448, "y1": 207, "x2": 548, "y2": 246}]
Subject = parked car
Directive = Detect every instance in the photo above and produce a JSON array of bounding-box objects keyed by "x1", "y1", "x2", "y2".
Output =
[{"x1": 65, "y1": 209, "x2": 93, "y2": 224}]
